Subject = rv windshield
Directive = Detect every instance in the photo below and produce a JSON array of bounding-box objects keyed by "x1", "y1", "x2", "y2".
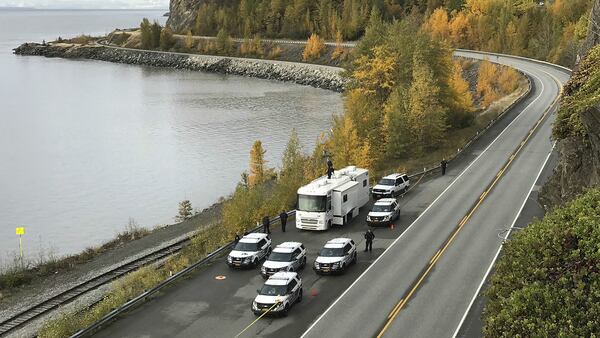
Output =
[{"x1": 297, "y1": 194, "x2": 327, "y2": 212}]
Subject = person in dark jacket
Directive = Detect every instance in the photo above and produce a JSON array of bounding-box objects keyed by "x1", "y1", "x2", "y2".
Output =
[
  {"x1": 234, "y1": 232, "x2": 241, "y2": 244},
  {"x1": 279, "y1": 210, "x2": 288, "y2": 232},
  {"x1": 364, "y1": 229, "x2": 375, "y2": 252},
  {"x1": 327, "y1": 158, "x2": 334, "y2": 179},
  {"x1": 441, "y1": 158, "x2": 448, "y2": 176},
  {"x1": 262, "y1": 215, "x2": 271, "y2": 234},
  {"x1": 243, "y1": 228, "x2": 249, "y2": 236}
]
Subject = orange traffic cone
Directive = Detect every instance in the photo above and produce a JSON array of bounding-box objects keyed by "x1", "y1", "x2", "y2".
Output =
[
  {"x1": 311, "y1": 289, "x2": 318, "y2": 297},
  {"x1": 390, "y1": 223, "x2": 395, "y2": 230}
]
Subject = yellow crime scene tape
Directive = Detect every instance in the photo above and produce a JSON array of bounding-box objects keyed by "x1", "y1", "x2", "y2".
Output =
[{"x1": 234, "y1": 300, "x2": 282, "y2": 338}]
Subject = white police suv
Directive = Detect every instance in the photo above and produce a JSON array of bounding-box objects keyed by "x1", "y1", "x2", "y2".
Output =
[
  {"x1": 371, "y1": 173, "x2": 410, "y2": 199},
  {"x1": 252, "y1": 272, "x2": 303, "y2": 316},
  {"x1": 313, "y1": 238, "x2": 357, "y2": 274},
  {"x1": 367, "y1": 198, "x2": 400, "y2": 227},
  {"x1": 227, "y1": 233, "x2": 272, "y2": 268},
  {"x1": 261, "y1": 242, "x2": 307, "y2": 278}
]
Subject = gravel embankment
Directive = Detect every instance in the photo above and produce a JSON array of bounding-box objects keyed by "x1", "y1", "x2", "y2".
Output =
[{"x1": 13, "y1": 43, "x2": 347, "y2": 92}]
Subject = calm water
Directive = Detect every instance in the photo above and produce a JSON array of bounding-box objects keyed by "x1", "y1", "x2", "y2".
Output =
[{"x1": 0, "y1": 10, "x2": 342, "y2": 261}]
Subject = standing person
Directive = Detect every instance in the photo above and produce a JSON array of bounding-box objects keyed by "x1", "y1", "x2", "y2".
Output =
[
  {"x1": 364, "y1": 229, "x2": 375, "y2": 252},
  {"x1": 234, "y1": 232, "x2": 241, "y2": 244},
  {"x1": 279, "y1": 210, "x2": 288, "y2": 232},
  {"x1": 326, "y1": 158, "x2": 334, "y2": 179},
  {"x1": 243, "y1": 228, "x2": 249, "y2": 236},
  {"x1": 262, "y1": 215, "x2": 271, "y2": 234},
  {"x1": 441, "y1": 158, "x2": 448, "y2": 176}
]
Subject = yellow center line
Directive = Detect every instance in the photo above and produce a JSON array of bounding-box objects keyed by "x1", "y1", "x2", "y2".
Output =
[
  {"x1": 376, "y1": 69, "x2": 564, "y2": 338},
  {"x1": 429, "y1": 249, "x2": 442, "y2": 264}
]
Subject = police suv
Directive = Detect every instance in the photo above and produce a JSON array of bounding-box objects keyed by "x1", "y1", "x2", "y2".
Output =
[
  {"x1": 371, "y1": 173, "x2": 410, "y2": 199},
  {"x1": 227, "y1": 233, "x2": 272, "y2": 268},
  {"x1": 367, "y1": 198, "x2": 401, "y2": 227},
  {"x1": 313, "y1": 238, "x2": 357, "y2": 274},
  {"x1": 252, "y1": 272, "x2": 303, "y2": 316},
  {"x1": 261, "y1": 242, "x2": 307, "y2": 278}
]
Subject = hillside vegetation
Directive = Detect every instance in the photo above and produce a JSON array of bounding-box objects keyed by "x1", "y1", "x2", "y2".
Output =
[
  {"x1": 484, "y1": 189, "x2": 600, "y2": 337},
  {"x1": 174, "y1": 0, "x2": 593, "y2": 67}
]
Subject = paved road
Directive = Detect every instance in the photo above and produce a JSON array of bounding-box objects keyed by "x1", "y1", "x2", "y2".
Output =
[
  {"x1": 302, "y1": 53, "x2": 570, "y2": 338},
  {"x1": 92, "y1": 51, "x2": 569, "y2": 338}
]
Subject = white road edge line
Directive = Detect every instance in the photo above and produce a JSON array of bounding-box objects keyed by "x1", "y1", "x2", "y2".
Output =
[
  {"x1": 451, "y1": 142, "x2": 556, "y2": 338},
  {"x1": 300, "y1": 65, "x2": 546, "y2": 338}
]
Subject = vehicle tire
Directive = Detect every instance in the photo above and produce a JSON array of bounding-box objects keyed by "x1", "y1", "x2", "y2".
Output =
[
  {"x1": 341, "y1": 263, "x2": 346, "y2": 273},
  {"x1": 282, "y1": 304, "x2": 290, "y2": 317},
  {"x1": 298, "y1": 288, "x2": 303, "y2": 303},
  {"x1": 253, "y1": 258, "x2": 259, "y2": 267},
  {"x1": 327, "y1": 220, "x2": 332, "y2": 229},
  {"x1": 301, "y1": 257, "x2": 307, "y2": 270}
]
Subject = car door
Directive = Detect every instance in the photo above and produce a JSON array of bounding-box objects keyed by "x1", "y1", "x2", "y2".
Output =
[
  {"x1": 395, "y1": 177, "x2": 404, "y2": 193},
  {"x1": 392, "y1": 201, "x2": 400, "y2": 218},
  {"x1": 288, "y1": 279, "x2": 299, "y2": 303},
  {"x1": 343, "y1": 244, "x2": 353, "y2": 264},
  {"x1": 257, "y1": 239, "x2": 267, "y2": 259},
  {"x1": 291, "y1": 248, "x2": 302, "y2": 270}
]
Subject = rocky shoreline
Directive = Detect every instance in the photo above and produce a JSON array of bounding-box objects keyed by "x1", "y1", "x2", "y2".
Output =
[{"x1": 13, "y1": 42, "x2": 347, "y2": 92}]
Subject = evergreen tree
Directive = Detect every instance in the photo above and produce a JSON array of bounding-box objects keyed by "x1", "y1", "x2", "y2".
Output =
[
  {"x1": 140, "y1": 18, "x2": 153, "y2": 49},
  {"x1": 176, "y1": 200, "x2": 193, "y2": 221}
]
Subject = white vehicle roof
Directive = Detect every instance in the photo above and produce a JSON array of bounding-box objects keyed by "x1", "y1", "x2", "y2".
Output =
[
  {"x1": 273, "y1": 242, "x2": 302, "y2": 253},
  {"x1": 324, "y1": 237, "x2": 352, "y2": 248},
  {"x1": 374, "y1": 198, "x2": 396, "y2": 205},
  {"x1": 382, "y1": 173, "x2": 407, "y2": 180},
  {"x1": 239, "y1": 233, "x2": 269, "y2": 243},
  {"x1": 298, "y1": 166, "x2": 368, "y2": 196},
  {"x1": 266, "y1": 272, "x2": 298, "y2": 285}
]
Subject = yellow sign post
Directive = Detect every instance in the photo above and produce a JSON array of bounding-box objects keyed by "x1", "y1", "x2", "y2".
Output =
[{"x1": 16, "y1": 227, "x2": 25, "y2": 266}]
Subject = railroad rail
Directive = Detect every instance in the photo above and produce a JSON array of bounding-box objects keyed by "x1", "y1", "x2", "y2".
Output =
[{"x1": 0, "y1": 237, "x2": 190, "y2": 336}]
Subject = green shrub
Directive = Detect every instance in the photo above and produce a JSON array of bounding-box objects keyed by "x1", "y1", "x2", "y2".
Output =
[{"x1": 484, "y1": 189, "x2": 600, "y2": 337}]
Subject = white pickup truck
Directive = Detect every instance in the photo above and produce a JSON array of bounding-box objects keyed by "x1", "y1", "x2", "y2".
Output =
[{"x1": 371, "y1": 173, "x2": 410, "y2": 199}]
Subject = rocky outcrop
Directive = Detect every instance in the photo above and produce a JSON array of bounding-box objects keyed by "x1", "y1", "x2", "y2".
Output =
[
  {"x1": 13, "y1": 43, "x2": 346, "y2": 92},
  {"x1": 540, "y1": 0, "x2": 600, "y2": 208}
]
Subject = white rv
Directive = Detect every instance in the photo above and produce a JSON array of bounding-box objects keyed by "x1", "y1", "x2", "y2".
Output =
[{"x1": 296, "y1": 166, "x2": 370, "y2": 230}]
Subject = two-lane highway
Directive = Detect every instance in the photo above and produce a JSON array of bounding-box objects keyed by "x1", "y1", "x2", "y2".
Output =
[
  {"x1": 302, "y1": 52, "x2": 570, "y2": 337},
  {"x1": 90, "y1": 51, "x2": 569, "y2": 338}
]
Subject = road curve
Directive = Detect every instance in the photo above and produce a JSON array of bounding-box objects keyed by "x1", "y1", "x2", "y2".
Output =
[
  {"x1": 89, "y1": 50, "x2": 569, "y2": 338},
  {"x1": 301, "y1": 52, "x2": 570, "y2": 338}
]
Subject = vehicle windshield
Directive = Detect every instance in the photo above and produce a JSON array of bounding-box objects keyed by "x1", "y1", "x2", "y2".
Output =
[
  {"x1": 233, "y1": 242, "x2": 259, "y2": 252},
  {"x1": 319, "y1": 247, "x2": 345, "y2": 257},
  {"x1": 378, "y1": 179, "x2": 395, "y2": 186},
  {"x1": 268, "y1": 252, "x2": 294, "y2": 262},
  {"x1": 372, "y1": 205, "x2": 393, "y2": 212},
  {"x1": 259, "y1": 284, "x2": 288, "y2": 296},
  {"x1": 297, "y1": 194, "x2": 326, "y2": 212}
]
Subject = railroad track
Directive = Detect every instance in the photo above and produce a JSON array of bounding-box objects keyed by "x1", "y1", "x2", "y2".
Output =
[{"x1": 0, "y1": 237, "x2": 191, "y2": 336}]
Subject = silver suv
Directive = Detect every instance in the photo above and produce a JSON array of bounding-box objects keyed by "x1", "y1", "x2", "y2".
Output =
[
  {"x1": 313, "y1": 238, "x2": 357, "y2": 274},
  {"x1": 252, "y1": 272, "x2": 303, "y2": 316},
  {"x1": 227, "y1": 233, "x2": 272, "y2": 268},
  {"x1": 372, "y1": 173, "x2": 410, "y2": 199},
  {"x1": 367, "y1": 198, "x2": 400, "y2": 226},
  {"x1": 261, "y1": 242, "x2": 307, "y2": 278}
]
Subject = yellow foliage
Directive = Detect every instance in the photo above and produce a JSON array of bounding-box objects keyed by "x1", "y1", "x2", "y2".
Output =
[
  {"x1": 449, "y1": 11, "x2": 469, "y2": 47},
  {"x1": 248, "y1": 140, "x2": 267, "y2": 187},
  {"x1": 240, "y1": 35, "x2": 264, "y2": 57},
  {"x1": 497, "y1": 66, "x2": 519, "y2": 94},
  {"x1": 331, "y1": 30, "x2": 345, "y2": 60},
  {"x1": 330, "y1": 115, "x2": 360, "y2": 167},
  {"x1": 185, "y1": 30, "x2": 194, "y2": 50},
  {"x1": 268, "y1": 45, "x2": 283, "y2": 59},
  {"x1": 449, "y1": 61, "x2": 475, "y2": 112},
  {"x1": 424, "y1": 8, "x2": 450, "y2": 42},
  {"x1": 351, "y1": 46, "x2": 397, "y2": 97},
  {"x1": 477, "y1": 60, "x2": 500, "y2": 107},
  {"x1": 302, "y1": 33, "x2": 326, "y2": 61}
]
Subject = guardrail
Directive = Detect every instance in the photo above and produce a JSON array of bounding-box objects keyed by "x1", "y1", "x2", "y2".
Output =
[
  {"x1": 69, "y1": 211, "x2": 295, "y2": 338},
  {"x1": 69, "y1": 51, "x2": 535, "y2": 338}
]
